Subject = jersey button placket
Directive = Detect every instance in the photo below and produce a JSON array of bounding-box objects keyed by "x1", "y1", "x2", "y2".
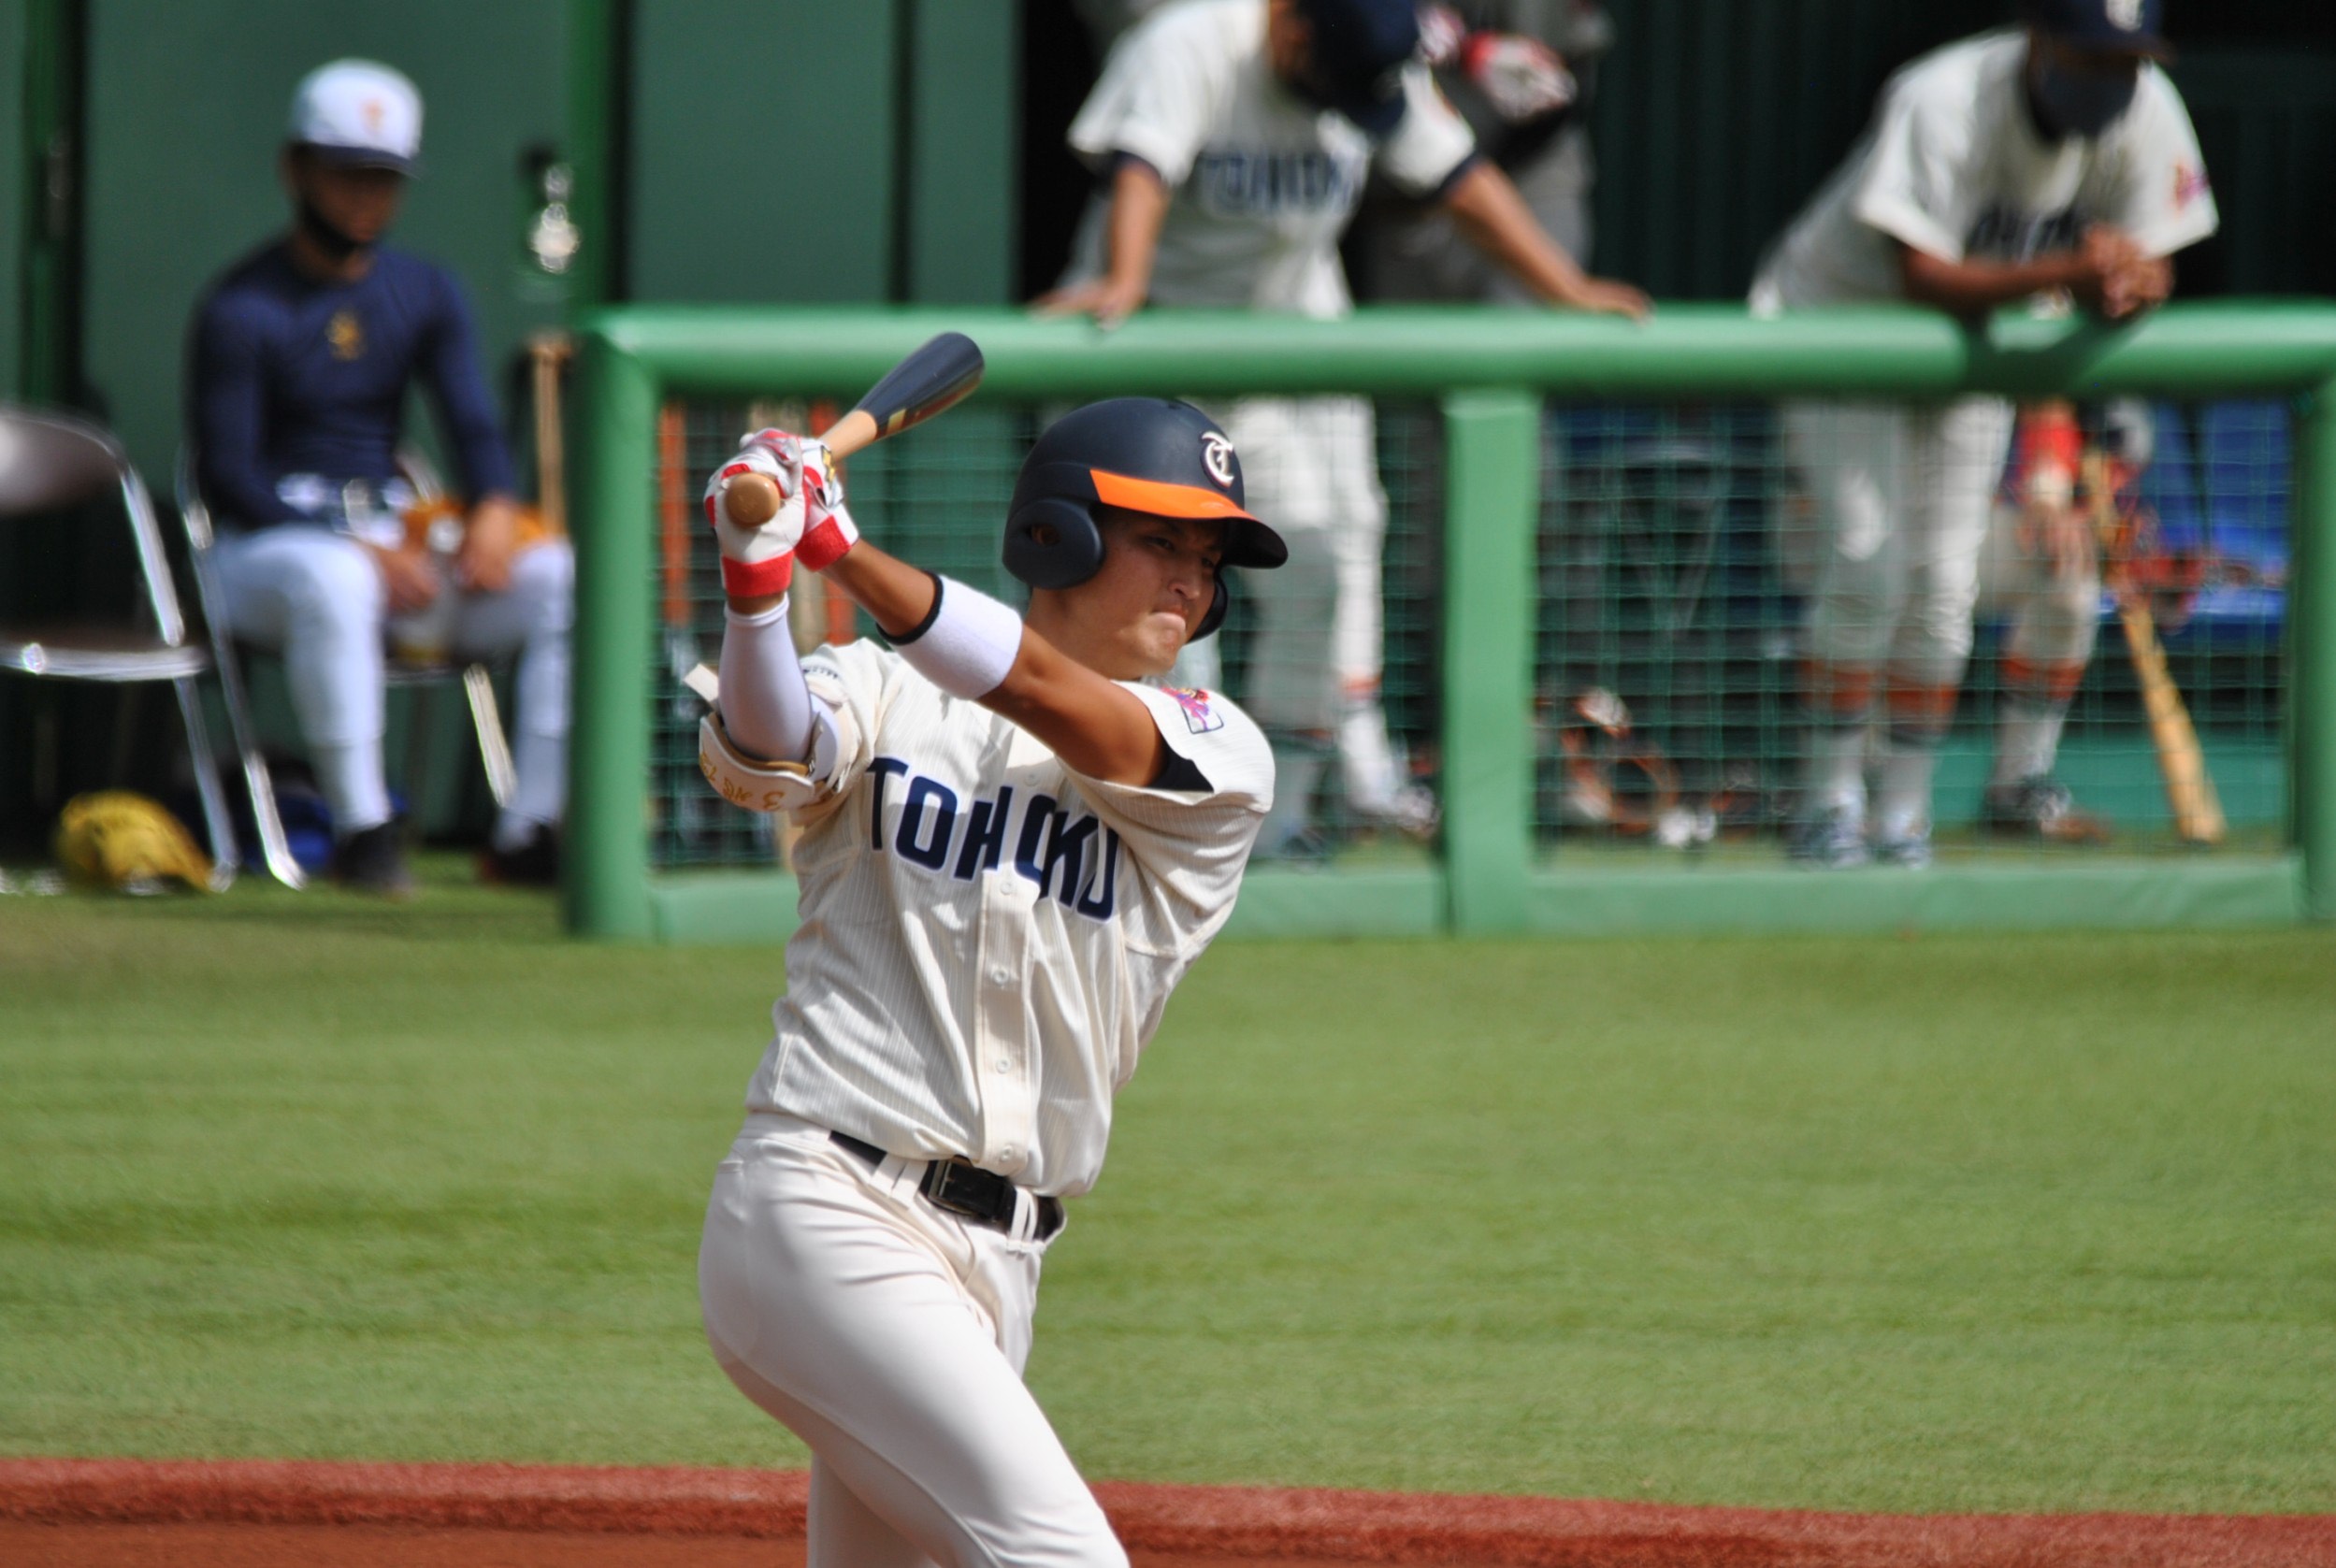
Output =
[
  {"x1": 974, "y1": 874, "x2": 1033, "y2": 1174},
  {"x1": 972, "y1": 878, "x2": 1028, "y2": 1172}
]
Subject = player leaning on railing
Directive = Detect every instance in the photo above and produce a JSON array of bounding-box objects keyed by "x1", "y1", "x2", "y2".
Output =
[
  {"x1": 1752, "y1": 0, "x2": 2217, "y2": 867},
  {"x1": 692, "y1": 400, "x2": 1284, "y2": 1568}
]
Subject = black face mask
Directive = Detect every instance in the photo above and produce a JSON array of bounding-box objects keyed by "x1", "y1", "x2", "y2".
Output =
[
  {"x1": 296, "y1": 194, "x2": 371, "y2": 262},
  {"x1": 2030, "y1": 59, "x2": 2138, "y2": 139}
]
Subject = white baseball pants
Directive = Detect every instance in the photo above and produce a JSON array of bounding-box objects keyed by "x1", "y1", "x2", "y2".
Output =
[
  {"x1": 699, "y1": 1113, "x2": 1123, "y2": 1568},
  {"x1": 1780, "y1": 396, "x2": 2016, "y2": 686},
  {"x1": 211, "y1": 525, "x2": 572, "y2": 834}
]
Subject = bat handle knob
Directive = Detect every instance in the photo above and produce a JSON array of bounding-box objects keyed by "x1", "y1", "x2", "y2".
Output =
[{"x1": 723, "y1": 472, "x2": 782, "y2": 528}]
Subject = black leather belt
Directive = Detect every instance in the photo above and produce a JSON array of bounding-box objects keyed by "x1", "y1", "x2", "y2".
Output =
[{"x1": 832, "y1": 1131, "x2": 1065, "y2": 1242}]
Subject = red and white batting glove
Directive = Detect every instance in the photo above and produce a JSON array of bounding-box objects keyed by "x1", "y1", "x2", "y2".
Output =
[
  {"x1": 739, "y1": 428, "x2": 859, "y2": 572},
  {"x1": 1459, "y1": 33, "x2": 1575, "y2": 123},
  {"x1": 703, "y1": 431, "x2": 860, "y2": 596},
  {"x1": 1417, "y1": 5, "x2": 1466, "y2": 66}
]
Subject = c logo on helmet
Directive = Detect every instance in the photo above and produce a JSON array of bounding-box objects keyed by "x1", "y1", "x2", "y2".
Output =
[{"x1": 1201, "y1": 432, "x2": 1237, "y2": 488}]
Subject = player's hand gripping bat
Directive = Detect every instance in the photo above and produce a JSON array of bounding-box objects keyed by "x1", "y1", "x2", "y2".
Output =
[
  {"x1": 2083, "y1": 449, "x2": 2225, "y2": 846},
  {"x1": 720, "y1": 331, "x2": 986, "y2": 527}
]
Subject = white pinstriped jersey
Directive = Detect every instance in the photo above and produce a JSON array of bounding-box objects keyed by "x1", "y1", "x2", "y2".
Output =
[
  {"x1": 743, "y1": 640, "x2": 1274, "y2": 1197},
  {"x1": 1068, "y1": 0, "x2": 1477, "y2": 318},
  {"x1": 1752, "y1": 30, "x2": 2216, "y2": 312}
]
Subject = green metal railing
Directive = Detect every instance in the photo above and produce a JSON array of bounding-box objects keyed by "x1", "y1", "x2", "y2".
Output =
[{"x1": 567, "y1": 304, "x2": 2336, "y2": 942}]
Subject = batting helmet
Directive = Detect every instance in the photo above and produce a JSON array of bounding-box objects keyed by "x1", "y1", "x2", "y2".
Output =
[{"x1": 1004, "y1": 398, "x2": 1286, "y2": 640}]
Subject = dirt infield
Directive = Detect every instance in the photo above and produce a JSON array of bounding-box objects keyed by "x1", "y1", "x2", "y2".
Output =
[{"x1": 3, "y1": 1460, "x2": 2331, "y2": 1568}]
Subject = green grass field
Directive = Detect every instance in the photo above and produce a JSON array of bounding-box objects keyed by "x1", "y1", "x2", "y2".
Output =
[{"x1": 3, "y1": 860, "x2": 2331, "y2": 1515}]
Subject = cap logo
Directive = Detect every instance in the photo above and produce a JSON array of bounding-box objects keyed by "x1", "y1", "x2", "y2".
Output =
[
  {"x1": 363, "y1": 97, "x2": 385, "y2": 131},
  {"x1": 2106, "y1": 0, "x2": 2143, "y2": 30},
  {"x1": 1200, "y1": 432, "x2": 1236, "y2": 488}
]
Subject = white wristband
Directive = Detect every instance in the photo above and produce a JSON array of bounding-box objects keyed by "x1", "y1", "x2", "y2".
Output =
[{"x1": 892, "y1": 576, "x2": 1023, "y2": 700}]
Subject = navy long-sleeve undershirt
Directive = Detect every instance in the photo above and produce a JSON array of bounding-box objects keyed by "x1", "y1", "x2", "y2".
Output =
[{"x1": 187, "y1": 241, "x2": 517, "y2": 527}]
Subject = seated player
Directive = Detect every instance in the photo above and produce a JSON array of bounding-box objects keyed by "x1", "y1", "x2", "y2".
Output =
[
  {"x1": 693, "y1": 399, "x2": 1282, "y2": 1568},
  {"x1": 1752, "y1": 0, "x2": 2215, "y2": 867},
  {"x1": 187, "y1": 59, "x2": 571, "y2": 897}
]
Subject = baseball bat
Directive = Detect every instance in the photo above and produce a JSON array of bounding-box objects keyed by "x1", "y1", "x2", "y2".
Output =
[
  {"x1": 2083, "y1": 450, "x2": 2225, "y2": 845},
  {"x1": 721, "y1": 331, "x2": 985, "y2": 526}
]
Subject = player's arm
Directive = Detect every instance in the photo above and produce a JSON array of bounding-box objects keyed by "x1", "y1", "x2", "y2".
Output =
[
  {"x1": 1033, "y1": 156, "x2": 1170, "y2": 328},
  {"x1": 417, "y1": 268, "x2": 526, "y2": 591},
  {"x1": 1895, "y1": 226, "x2": 2167, "y2": 322},
  {"x1": 818, "y1": 543, "x2": 1167, "y2": 784},
  {"x1": 1440, "y1": 161, "x2": 1649, "y2": 319},
  {"x1": 714, "y1": 441, "x2": 1165, "y2": 786}
]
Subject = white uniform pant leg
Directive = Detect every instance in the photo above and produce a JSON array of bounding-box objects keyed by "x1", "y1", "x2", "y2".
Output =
[
  {"x1": 1233, "y1": 396, "x2": 1369, "y2": 738},
  {"x1": 1324, "y1": 401, "x2": 1408, "y2": 813},
  {"x1": 699, "y1": 1125, "x2": 1123, "y2": 1568},
  {"x1": 449, "y1": 538, "x2": 573, "y2": 827},
  {"x1": 1977, "y1": 491, "x2": 2102, "y2": 669},
  {"x1": 1886, "y1": 396, "x2": 2014, "y2": 688},
  {"x1": 1784, "y1": 400, "x2": 1911, "y2": 671},
  {"x1": 210, "y1": 525, "x2": 392, "y2": 830}
]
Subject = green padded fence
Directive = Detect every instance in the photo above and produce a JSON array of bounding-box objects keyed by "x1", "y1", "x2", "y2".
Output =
[{"x1": 567, "y1": 304, "x2": 2336, "y2": 942}]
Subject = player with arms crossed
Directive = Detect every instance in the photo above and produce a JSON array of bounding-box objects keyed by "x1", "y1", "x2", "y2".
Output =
[
  {"x1": 695, "y1": 397, "x2": 1285, "y2": 1568},
  {"x1": 1045, "y1": 0, "x2": 1646, "y2": 856},
  {"x1": 1752, "y1": 0, "x2": 2216, "y2": 866}
]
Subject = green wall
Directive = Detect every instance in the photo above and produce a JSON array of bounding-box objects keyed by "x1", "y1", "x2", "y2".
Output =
[
  {"x1": 77, "y1": 0, "x2": 573, "y2": 488},
  {"x1": 627, "y1": 0, "x2": 901, "y2": 304},
  {"x1": 1, "y1": 0, "x2": 26, "y2": 397}
]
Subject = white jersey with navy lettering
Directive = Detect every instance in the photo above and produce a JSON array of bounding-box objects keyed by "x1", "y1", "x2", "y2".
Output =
[
  {"x1": 1752, "y1": 28, "x2": 2216, "y2": 312},
  {"x1": 1068, "y1": 0, "x2": 1477, "y2": 317},
  {"x1": 743, "y1": 639, "x2": 1273, "y2": 1198}
]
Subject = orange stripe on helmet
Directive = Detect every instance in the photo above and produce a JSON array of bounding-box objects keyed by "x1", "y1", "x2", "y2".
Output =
[{"x1": 1090, "y1": 468, "x2": 1257, "y2": 522}]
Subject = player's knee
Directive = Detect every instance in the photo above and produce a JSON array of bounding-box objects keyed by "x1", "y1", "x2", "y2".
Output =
[
  {"x1": 510, "y1": 539, "x2": 575, "y2": 630},
  {"x1": 285, "y1": 539, "x2": 386, "y2": 629}
]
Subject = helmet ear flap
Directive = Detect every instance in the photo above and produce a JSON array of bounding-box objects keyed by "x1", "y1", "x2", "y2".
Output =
[
  {"x1": 1002, "y1": 496, "x2": 1105, "y2": 590},
  {"x1": 1193, "y1": 575, "x2": 1231, "y2": 641}
]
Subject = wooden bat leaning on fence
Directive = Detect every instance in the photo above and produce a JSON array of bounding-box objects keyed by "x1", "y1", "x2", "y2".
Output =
[{"x1": 2083, "y1": 448, "x2": 2226, "y2": 846}]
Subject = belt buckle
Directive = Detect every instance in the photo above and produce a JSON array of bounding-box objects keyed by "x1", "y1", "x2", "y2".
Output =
[{"x1": 921, "y1": 1159, "x2": 1006, "y2": 1229}]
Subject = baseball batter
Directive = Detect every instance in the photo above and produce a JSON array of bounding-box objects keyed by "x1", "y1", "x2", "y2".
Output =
[
  {"x1": 1045, "y1": 0, "x2": 1646, "y2": 855},
  {"x1": 1752, "y1": 0, "x2": 2215, "y2": 866},
  {"x1": 694, "y1": 398, "x2": 1285, "y2": 1568}
]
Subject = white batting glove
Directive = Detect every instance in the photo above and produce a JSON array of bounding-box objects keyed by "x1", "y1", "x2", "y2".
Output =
[
  {"x1": 703, "y1": 439, "x2": 804, "y2": 597},
  {"x1": 1460, "y1": 33, "x2": 1576, "y2": 123}
]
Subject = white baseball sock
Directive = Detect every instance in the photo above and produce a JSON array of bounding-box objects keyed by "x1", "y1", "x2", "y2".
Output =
[{"x1": 313, "y1": 738, "x2": 392, "y2": 837}]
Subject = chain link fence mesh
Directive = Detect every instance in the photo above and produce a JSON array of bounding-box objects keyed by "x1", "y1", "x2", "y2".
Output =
[{"x1": 644, "y1": 393, "x2": 2288, "y2": 873}]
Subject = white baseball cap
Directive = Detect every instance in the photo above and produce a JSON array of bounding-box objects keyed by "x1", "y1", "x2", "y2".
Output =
[{"x1": 288, "y1": 60, "x2": 423, "y2": 174}]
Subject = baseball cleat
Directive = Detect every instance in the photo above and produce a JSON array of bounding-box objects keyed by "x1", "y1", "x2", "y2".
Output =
[
  {"x1": 1353, "y1": 782, "x2": 1441, "y2": 842},
  {"x1": 1981, "y1": 775, "x2": 2112, "y2": 845},
  {"x1": 330, "y1": 820, "x2": 416, "y2": 899},
  {"x1": 1870, "y1": 826, "x2": 1934, "y2": 870},
  {"x1": 479, "y1": 824, "x2": 562, "y2": 887},
  {"x1": 1787, "y1": 805, "x2": 1870, "y2": 870}
]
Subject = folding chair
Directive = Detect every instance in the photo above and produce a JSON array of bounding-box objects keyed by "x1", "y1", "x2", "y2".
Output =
[
  {"x1": 175, "y1": 448, "x2": 517, "y2": 888},
  {"x1": 0, "y1": 407, "x2": 238, "y2": 888}
]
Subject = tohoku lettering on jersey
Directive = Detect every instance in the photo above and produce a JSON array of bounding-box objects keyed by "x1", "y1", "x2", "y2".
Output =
[
  {"x1": 740, "y1": 640, "x2": 1275, "y2": 1195},
  {"x1": 867, "y1": 757, "x2": 1125, "y2": 923},
  {"x1": 1964, "y1": 201, "x2": 2085, "y2": 266},
  {"x1": 1191, "y1": 148, "x2": 1359, "y2": 218}
]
